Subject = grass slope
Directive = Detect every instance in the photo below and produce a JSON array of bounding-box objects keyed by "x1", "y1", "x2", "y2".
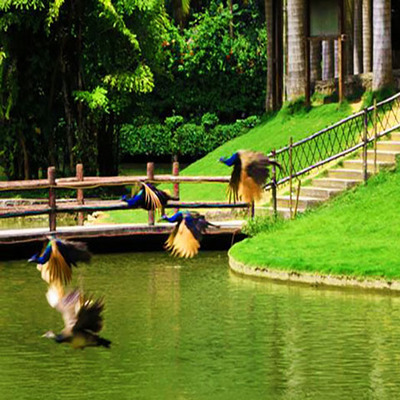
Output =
[
  {"x1": 178, "y1": 102, "x2": 350, "y2": 201},
  {"x1": 230, "y1": 166, "x2": 400, "y2": 280},
  {"x1": 102, "y1": 102, "x2": 350, "y2": 223}
]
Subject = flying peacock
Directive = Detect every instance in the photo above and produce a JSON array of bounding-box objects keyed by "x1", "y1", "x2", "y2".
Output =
[
  {"x1": 162, "y1": 211, "x2": 216, "y2": 258},
  {"x1": 122, "y1": 182, "x2": 176, "y2": 212},
  {"x1": 28, "y1": 238, "x2": 91, "y2": 285},
  {"x1": 219, "y1": 150, "x2": 281, "y2": 203},
  {"x1": 43, "y1": 284, "x2": 111, "y2": 349}
]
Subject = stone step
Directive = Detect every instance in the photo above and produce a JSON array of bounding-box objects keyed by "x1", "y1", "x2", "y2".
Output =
[
  {"x1": 312, "y1": 178, "x2": 361, "y2": 189},
  {"x1": 277, "y1": 195, "x2": 322, "y2": 210},
  {"x1": 328, "y1": 169, "x2": 371, "y2": 180},
  {"x1": 390, "y1": 132, "x2": 400, "y2": 141},
  {"x1": 268, "y1": 207, "x2": 307, "y2": 219},
  {"x1": 366, "y1": 150, "x2": 400, "y2": 163},
  {"x1": 377, "y1": 141, "x2": 400, "y2": 151},
  {"x1": 300, "y1": 186, "x2": 342, "y2": 199},
  {"x1": 342, "y1": 159, "x2": 394, "y2": 171}
]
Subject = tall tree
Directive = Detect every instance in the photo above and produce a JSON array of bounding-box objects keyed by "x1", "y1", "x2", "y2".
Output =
[
  {"x1": 372, "y1": 0, "x2": 393, "y2": 89},
  {"x1": 0, "y1": 0, "x2": 166, "y2": 178},
  {"x1": 322, "y1": 40, "x2": 334, "y2": 80},
  {"x1": 286, "y1": 0, "x2": 305, "y2": 101},
  {"x1": 353, "y1": 0, "x2": 363, "y2": 74},
  {"x1": 265, "y1": 0, "x2": 274, "y2": 111},
  {"x1": 362, "y1": 0, "x2": 372, "y2": 72},
  {"x1": 310, "y1": 40, "x2": 322, "y2": 83}
]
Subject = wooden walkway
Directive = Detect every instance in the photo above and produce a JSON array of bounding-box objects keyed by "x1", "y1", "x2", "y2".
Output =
[
  {"x1": 0, "y1": 221, "x2": 246, "y2": 260},
  {"x1": 0, "y1": 220, "x2": 244, "y2": 243}
]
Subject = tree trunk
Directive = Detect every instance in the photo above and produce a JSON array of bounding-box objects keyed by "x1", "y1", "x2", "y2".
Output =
[
  {"x1": 345, "y1": 0, "x2": 354, "y2": 76},
  {"x1": 286, "y1": 0, "x2": 305, "y2": 101},
  {"x1": 265, "y1": 0, "x2": 274, "y2": 111},
  {"x1": 334, "y1": 40, "x2": 339, "y2": 78},
  {"x1": 362, "y1": 0, "x2": 372, "y2": 72},
  {"x1": 373, "y1": 0, "x2": 393, "y2": 90},
  {"x1": 322, "y1": 40, "x2": 334, "y2": 80},
  {"x1": 310, "y1": 40, "x2": 322, "y2": 83},
  {"x1": 353, "y1": 0, "x2": 363, "y2": 75}
]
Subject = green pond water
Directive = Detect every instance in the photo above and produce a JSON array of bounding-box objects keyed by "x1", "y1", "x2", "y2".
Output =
[{"x1": 1, "y1": 251, "x2": 400, "y2": 399}]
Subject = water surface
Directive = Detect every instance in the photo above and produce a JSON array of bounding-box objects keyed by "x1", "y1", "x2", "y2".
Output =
[{"x1": 1, "y1": 252, "x2": 400, "y2": 399}]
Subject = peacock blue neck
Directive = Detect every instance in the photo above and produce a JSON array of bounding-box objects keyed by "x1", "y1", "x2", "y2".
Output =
[
  {"x1": 164, "y1": 211, "x2": 183, "y2": 223},
  {"x1": 220, "y1": 152, "x2": 239, "y2": 166}
]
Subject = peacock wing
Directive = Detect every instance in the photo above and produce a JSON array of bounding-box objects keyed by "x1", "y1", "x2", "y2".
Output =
[
  {"x1": 57, "y1": 240, "x2": 92, "y2": 266},
  {"x1": 73, "y1": 297, "x2": 104, "y2": 334},
  {"x1": 168, "y1": 219, "x2": 200, "y2": 258},
  {"x1": 142, "y1": 182, "x2": 163, "y2": 211},
  {"x1": 165, "y1": 223, "x2": 180, "y2": 251},
  {"x1": 47, "y1": 240, "x2": 72, "y2": 285},
  {"x1": 240, "y1": 151, "x2": 270, "y2": 186},
  {"x1": 185, "y1": 213, "x2": 210, "y2": 242},
  {"x1": 227, "y1": 162, "x2": 241, "y2": 203}
]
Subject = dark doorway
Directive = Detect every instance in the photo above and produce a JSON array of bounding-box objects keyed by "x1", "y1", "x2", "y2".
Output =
[{"x1": 392, "y1": 4, "x2": 400, "y2": 68}]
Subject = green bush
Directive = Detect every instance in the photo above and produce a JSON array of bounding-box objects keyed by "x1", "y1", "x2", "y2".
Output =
[{"x1": 120, "y1": 115, "x2": 261, "y2": 158}]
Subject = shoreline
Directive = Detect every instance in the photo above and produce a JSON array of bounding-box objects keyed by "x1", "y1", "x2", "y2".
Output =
[{"x1": 228, "y1": 253, "x2": 400, "y2": 292}]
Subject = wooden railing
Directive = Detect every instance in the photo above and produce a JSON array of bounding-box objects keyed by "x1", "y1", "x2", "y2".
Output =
[{"x1": 0, "y1": 162, "x2": 249, "y2": 231}]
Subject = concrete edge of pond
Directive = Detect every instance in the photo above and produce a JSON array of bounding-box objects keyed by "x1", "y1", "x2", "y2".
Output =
[{"x1": 228, "y1": 254, "x2": 400, "y2": 292}]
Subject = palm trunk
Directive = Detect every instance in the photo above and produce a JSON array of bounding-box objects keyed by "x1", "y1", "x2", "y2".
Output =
[
  {"x1": 286, "y1": 0, "x2": 305, "y2": 101},
  {"x1": 353, "y1": 0, "x2": 363, "y2": 75},
  {"x1": 372, "y1": 0, "x2": 393, "y2": 90},
  {"x1": 334, "y1": 40, "x2": 339, "y2": 78},
  {"x1": 310, "y1": 40, "x2": 322, "y2": 83},
  {"x1": 265, "y1": 0, "x2": 274, "y2": 111},
  {"x1": 322, "y1": 40, "x2": 334, "y2": 80},
  {"x1": 345, "y1": 0, "x2": 354, "y2": 76},
  {"x1": 362, "y1": 0, "x2": 372, "y2": 72}
]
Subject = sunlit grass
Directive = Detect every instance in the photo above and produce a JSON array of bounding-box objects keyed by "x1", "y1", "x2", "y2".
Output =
[{"x1": 230, "y1": 166, "x2": 400, "y2": 280}]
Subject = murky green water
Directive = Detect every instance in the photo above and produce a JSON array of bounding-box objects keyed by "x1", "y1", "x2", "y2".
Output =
[{"x1": 1, "y1": 252, "x2": 400, "y2": 399}]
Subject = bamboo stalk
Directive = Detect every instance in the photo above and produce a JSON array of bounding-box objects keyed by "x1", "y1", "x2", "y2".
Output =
[
  {"x1": 48, "y1": 166, "x2": 56, "y2": 232},
  {"x1": 271, "y1": 149, "x2": 278, "y2": 220},
  {"x1": 147, "y1": 162, "x2": 155, "y2": 225},
  {"x1": 294, "y1": 179, "x2": 301, "y2": 218},
  {"x1": 76, "y1": 164, "x2": 84, "y2": 226},
  {"x1": 373, "y1": 98, "x2": 378, "y2": 175},
  {"x1": 289, "y1": 136, "x2": 293, "y2": 219},
  {"x1": 363, "y1": 109, "x2": 368, "y2": 182}
]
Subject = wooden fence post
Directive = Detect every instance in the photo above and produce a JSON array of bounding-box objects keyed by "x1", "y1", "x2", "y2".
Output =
[
  {"x1": 48, "y1": 166, "x2": 56, "y2": 232},
  {"x1": 363, "y1": 109, "x2": 368, "y2": 182},
  {"x1": 373, "y1": 98, "x2": 378, "y2": 175},
  {"x1": 172, "y1": 161, "x2": 180, "y2": 213},
  {"x1": 271, "y1": 149, "x2": 278, "y2": 221},
  {"x1": 289, "y1": 137, "x2": 293, "y2": 219},
  {"x1": 76, "y1": 164, "x2": 84, "y2": 226},
  {"x1": 147, "y1": 162, "x2": 155, "y2": 225}
]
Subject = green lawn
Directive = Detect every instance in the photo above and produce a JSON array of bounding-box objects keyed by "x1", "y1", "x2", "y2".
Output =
[
  {"x1": 230, "y1": 166, "x2": 400, "y2": 281},
  {"x1": 177, "y1": 101, "x2": 351, "y2": 201}
]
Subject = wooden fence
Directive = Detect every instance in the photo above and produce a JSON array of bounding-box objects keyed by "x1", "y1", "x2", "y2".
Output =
[{"x1": 0, "y1": 161, "x2": 250, "y2": 232}]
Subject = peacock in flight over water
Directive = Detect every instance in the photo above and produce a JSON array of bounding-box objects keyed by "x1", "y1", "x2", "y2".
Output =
[
  {"x1": 43, "y1": 284, "x2": 111, "y2": 349},
  {"x1": 162, "y1": 211, "x2": 216, "y2": 258},
  {"x1": 28, "y1": 238, "x2": 91, "y2": 285},
  {"x1": 219, "y1": 150, "x2": 281, "y2": 203},
  {"x1": 122, "y1": 182, "x2": 176, "y2": 212}
]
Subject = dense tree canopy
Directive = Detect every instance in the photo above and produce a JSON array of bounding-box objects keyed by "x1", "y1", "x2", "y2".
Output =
[{"x1": 0, "y1": 0, "x2": 267, "y2": 179}]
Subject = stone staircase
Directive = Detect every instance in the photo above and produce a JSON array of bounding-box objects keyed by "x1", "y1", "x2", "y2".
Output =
[{"x1": 273, "y1": 131, "x2": 400, "y2": 218}]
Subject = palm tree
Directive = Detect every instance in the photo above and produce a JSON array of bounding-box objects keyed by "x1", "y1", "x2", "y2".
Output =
[
  {"x1": 286, "y1": 0, "x2": 305, "y2": 101},
  {"x1": 345, "y1": 0, "x2": 354, "y2": 76},
  {"x1": 322, "y1": 40, "x2": 334, "y2": 80},
  {"x1": 372, "y1": 0, "x2": 393, "y2": 89},
  {"x1": 353, "y1": 0, "x2": 362, "y2": 75},
  {"x1": 265, "y1": 0, "x2": 274, "y2": 111},
  {"x1": 362, "y1": 0, "x2": 372, "y2": 72},
  {"x1": 310, "y1": 40, "x2": 322, "y2": 83}
]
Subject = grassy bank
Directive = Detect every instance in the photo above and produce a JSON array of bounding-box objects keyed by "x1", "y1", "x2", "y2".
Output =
[
  {"x1": 230, "y1": 166, "x2": 400, "y2": 281},
  {"x1": 100, "y1": 102, "x2": 351, "y2": 224}
]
